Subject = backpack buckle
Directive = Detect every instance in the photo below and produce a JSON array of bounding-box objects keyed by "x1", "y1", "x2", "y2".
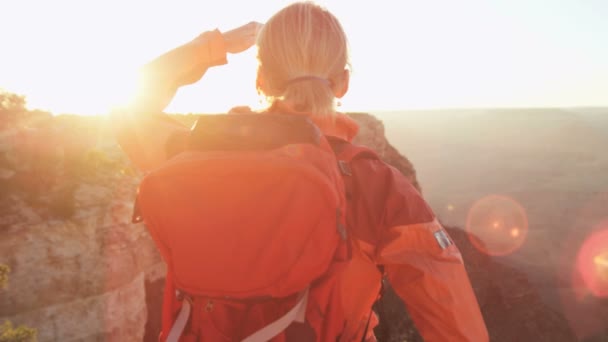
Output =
[
  {"x1": 132, "y1": 197, "x2": 143, "y2": 223},
  {"x1": 336, "y1": 209, "x2": 347, "y2": 240},
  {"x1": 337, "y1": 223, "x2": 347, "y2": 241},
  {"x1": 204, "y1": 300, "x2": 214, "y2": 312},
  {"x1": 337, "y1": 160, "x2": 352, "y2": 176},
  {"x1": 175, "y1": 290, "x2": 193, "y2": 305}
]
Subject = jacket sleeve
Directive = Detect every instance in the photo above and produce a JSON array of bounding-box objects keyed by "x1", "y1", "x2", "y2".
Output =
[
  {"x1": 374, "y1": 165, "x2": 489, "y2": 342},
  {"x1": 111, "y1": 29, "x2": 227, "y2": 172}
]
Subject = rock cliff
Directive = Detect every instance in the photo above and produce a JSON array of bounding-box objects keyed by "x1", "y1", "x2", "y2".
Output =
[
  {"x1": 0, "y1": 112, "x2": 164, "y2": 341},
  {"x1": 0, "y1": 111, "x2": 579, "y2": 341}
]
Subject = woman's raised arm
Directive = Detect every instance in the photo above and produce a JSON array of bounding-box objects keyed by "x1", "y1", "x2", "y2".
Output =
[{"x1": 112, "y1": 22, "x2": 262, "y2": 172}]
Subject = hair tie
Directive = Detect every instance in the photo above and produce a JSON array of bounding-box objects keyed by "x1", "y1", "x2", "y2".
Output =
[{"x1": 286, "y1": 76, "x2": 332, "y2": 87}]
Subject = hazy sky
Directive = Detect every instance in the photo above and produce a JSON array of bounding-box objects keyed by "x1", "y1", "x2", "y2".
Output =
[{"x1": 1, "y1": 0, "x2": 607, "y2": 114}]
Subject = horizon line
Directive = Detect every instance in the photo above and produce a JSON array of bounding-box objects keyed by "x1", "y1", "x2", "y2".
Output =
[{"x1": 21, "y1": 105, "x2": 608, "y2": 117}]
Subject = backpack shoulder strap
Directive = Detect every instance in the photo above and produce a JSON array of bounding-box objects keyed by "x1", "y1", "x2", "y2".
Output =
[
  {"x1": 328, "y1": 136, "x2": 387, "y2": 341},
  {"x1": 327, "y1": 136, "x2": 380, "y2": 176}
]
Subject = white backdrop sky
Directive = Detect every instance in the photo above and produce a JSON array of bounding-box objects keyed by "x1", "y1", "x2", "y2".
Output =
[{"x1": 1, "y1": 0, "x2": 607, "y2": 114}]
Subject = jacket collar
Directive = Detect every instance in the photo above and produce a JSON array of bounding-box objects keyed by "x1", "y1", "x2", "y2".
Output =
[
  {"x1": 263, "y1": 102, "x2": 359, "y2": 142},
  {"x1": 307, "y1": 112, "x2": 359, "y2": 142},
  {"x1": 228, "y1": 104, "x2": 360, "y2": 142}
]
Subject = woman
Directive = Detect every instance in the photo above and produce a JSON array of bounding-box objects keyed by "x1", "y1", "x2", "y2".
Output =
[{"x1": 114, "y1": 2, "x2": 488, "y2": 341}]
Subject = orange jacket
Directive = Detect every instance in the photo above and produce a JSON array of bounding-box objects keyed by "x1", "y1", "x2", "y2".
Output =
[
  {"x1": 113, "y1": 29, "x2": 488, "y2": 342},
  {"x1": 336, "y1": 138, "x2": 488, "y2": 341}
]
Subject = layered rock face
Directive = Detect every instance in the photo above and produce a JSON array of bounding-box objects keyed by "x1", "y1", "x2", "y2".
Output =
[
  {"x1": 0, "y1": 113, "x2": 163, "y2": 341},
  {"x1": 0, "y1": 111, "x2": 581, "y2": 341}
]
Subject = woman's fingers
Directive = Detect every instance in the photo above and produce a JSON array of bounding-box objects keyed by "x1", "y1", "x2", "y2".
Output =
[{"x1": 223, "y1": 21, "x2": 264, "y2": 54}]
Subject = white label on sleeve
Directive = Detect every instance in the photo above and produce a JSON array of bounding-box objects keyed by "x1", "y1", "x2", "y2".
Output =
[{"x1": 434, "y1": 230, "x2": 453, "y2": 249}]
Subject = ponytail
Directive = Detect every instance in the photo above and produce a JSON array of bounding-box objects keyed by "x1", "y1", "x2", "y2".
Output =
[{"x1": 281, "y1": 76, "x2": 335, "y2": 116}]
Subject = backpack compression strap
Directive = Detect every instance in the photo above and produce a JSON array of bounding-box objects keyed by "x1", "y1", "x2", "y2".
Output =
[
  {"x1": 166, "y1": 288, "x2": 309, "y2": 342},
  {"x1": 165, "y1": 296, "x2": 191, "y2": 342}
]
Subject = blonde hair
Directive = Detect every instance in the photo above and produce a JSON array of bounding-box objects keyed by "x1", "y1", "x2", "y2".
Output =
[{"x1": 256, "y1": 2, "x2": 350, "y2": 116}]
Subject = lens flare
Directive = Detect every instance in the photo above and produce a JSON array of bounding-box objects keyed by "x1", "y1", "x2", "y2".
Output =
[
  {"x1": 510, "y1": 227, "x2": 521, "y2": 238},
  {"x1": 558, "y1": 192, "x2": 608, "y2": 340},
  {"x1": 594, "y1": 252, "x2": 608, "y2": 282},
  {"x1": 466, "y1": 194, "x2": 529, "y2": 256},
  {"x1": 576, "y1": 225, "x2": 608, "y2": 298}
]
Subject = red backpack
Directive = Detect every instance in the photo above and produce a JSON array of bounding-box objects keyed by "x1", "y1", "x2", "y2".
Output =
[{"x1": 134, "y1": 114, "x2": 376, "y2": 341}]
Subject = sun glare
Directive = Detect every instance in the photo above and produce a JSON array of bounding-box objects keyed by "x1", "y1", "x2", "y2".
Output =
[{"x1": 25, "y1": 74, "x2": 138, "y2": 116}]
